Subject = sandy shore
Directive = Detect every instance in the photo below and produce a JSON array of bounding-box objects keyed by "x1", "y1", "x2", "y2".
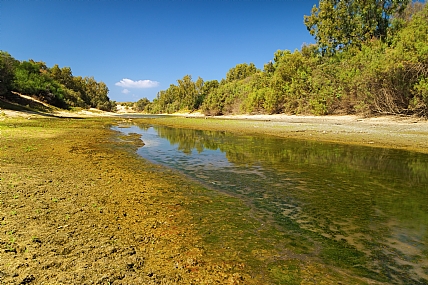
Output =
[
  {"x1": 3, "y1": 108, "x2": 428, "y2": 153},
  {"x1": 149, "y1": 112, "x2": 428, "y2": 154}
]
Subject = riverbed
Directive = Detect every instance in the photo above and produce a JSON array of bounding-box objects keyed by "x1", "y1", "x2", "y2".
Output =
[
  {"x1": 2, "y1": 110, "x2": 428, "y2": 284},
  {"x1": 115, "y1": 121, "x2": 428, "y2": 284}
]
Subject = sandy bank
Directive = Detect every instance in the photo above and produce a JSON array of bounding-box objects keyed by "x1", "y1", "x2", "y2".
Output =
[
  {"x1": 147, "y1": 113, "x2": 428, "y2": 154},
  {"x1": 2, "y1": 108, "x2": 428, "y2": 153}
]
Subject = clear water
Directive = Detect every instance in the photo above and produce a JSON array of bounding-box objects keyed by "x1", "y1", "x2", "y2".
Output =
[{"x1": 113, "y1": 124, "x2": 428, "y2": 284}]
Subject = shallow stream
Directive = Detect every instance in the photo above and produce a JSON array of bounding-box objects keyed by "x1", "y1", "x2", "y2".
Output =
[{"x1": 114, "y1": 123, "x2": 428, "y2": 284}]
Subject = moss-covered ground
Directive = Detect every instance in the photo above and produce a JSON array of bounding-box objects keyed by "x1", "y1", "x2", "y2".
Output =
[{"x1": 2, "y1": 112, "x2": 424, "y2": 284}]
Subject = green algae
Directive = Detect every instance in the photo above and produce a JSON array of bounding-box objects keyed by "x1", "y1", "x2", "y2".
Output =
[{"x1": 115, "y1": 120, "x2": 428, "y2": 284}]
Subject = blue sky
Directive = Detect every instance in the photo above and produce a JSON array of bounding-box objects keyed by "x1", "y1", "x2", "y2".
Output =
[{"x1": 1, "y1": 0, "x2": 318, "y2": 102}]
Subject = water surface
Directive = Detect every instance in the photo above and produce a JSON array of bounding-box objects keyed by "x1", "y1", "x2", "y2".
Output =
[{"x1": 114, "y1": 124, "x2": 428, "y2": 284}]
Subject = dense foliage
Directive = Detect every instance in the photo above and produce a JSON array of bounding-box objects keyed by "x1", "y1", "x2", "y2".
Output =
[
  {"x1": 304, "y1": 0, "x2": 410, "y2": 54},
  {"x1": 0, "y1": 53, "x2": 115, "y2": 111},
  {"x1": 147, "y1": 75, "x2": 207, "y2": 114},
  {"x1": 148, "y1": 1, "x2": 428, "y2": 116}
]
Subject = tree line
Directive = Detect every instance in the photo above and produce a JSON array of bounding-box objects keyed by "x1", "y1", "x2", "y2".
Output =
[
  {"x1": 0, "y1": 54, "x2": 115, "y2": 111},
  {"x1": 145, "y1": 1, "x2": 428, "y2": 116}
]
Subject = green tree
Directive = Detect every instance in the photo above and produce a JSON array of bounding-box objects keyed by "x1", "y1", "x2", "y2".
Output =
[
  {"x1": 177, "y1": 75, "x2": 204, "y2": 111},
  {"x1": 0, "y1": 51, "x2": 18, "y2": 96},
  {"x1": 145, "y1": 2, "x2": 428, "y2": 117},
  {"x1": 150, "y1": 75, "x2": 207, "y2": 113},
  {"x1": 48, "y1": 64, "x2": 89, "y2": 108},
  {"x1": 12, "y1": 60, "x2": 66, "y2": 107},
  {"x1": 0, "y1": 51, "x2": 115, "y2": 111},
  {"x1": 135, "y1": 97, "x2": 151, "y2": 112},
  {"x1": 49, "y1": 64, "x2": 74, "y2": 88},
  {"x1": 202, "y1": 79, "x2": 219, "y2": 96},
  {"x1": 226, "y1": 63, "x2": 259, "y2": 82},
  {"x1": 389, "y1": 1, "x2": 426, "y2": 38},
  {"x1": 391, "y1": 3, "x2": 428, "y2": 115},
  {"x1": 304, "y1": 0, "x2": 410, "y2": 54},
  {"x1": 82, "y1": 76, "x2": 114, "y2": 111}
]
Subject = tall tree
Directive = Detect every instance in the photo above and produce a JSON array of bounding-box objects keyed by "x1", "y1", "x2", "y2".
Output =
[
  {"x1": 176, "y1": 75, "x2": 204, "y2": 111},
  {"x1": 0, "y1": 51, "x2": 17, "y2": 96},
  {"x1": 135, "y1": 97, "x2": 151, "y2": 112},
  {"x1": 49, "y1": 64, "x2": 74, "y2": 88},
  {"x1": 304, "y1": 0, "x2": 409, "y2": 54},
  {"x1": 226, "y1": 63, "x2": 259, "y2": 82},
  {"x1": 82, "y1": 76, "x2": 111, "y2": 110}
]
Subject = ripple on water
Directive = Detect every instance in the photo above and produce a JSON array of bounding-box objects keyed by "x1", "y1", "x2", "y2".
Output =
[{"x1": 113, "y1": 124, "x2": 428, "y2": 284}]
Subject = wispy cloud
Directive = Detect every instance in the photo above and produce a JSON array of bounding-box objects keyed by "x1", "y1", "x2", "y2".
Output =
[
  {"x1": 115, "y1": 78, "x2": 159, "y2": 89},
  {"x1": 121, "y1": 89, "x2": 130, "y2": 94}
]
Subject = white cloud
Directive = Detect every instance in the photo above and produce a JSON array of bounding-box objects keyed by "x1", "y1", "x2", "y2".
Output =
[
  {"x1": 121, "y1": 89, "x2": 130, "y2": 94},
  {"x1": 115, "y1": 78, "x2": 159, "y2": 89}
]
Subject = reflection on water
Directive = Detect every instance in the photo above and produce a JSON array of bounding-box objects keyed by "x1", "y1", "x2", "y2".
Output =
[{"x1": 113, "y1": 124, "x2": 428, "y2": 284}]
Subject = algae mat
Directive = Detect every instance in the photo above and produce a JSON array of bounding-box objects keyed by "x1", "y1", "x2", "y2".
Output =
[
  {"x1": 0, "y1": 117, "x2": 252, "y2": 284},
  {"x1": 0, "y1": 116, "x2": 392, "y2": 284}
]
